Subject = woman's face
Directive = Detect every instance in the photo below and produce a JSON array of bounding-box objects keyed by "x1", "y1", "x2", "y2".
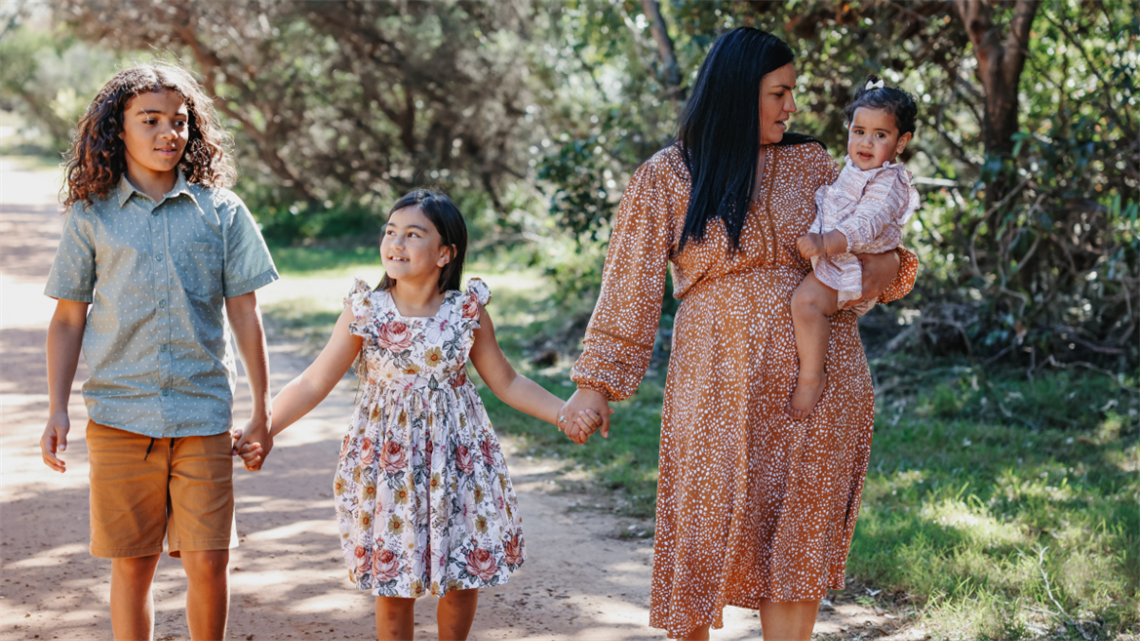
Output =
[{"x1": 758, "y1": 63, "x2": 798, "y2": 145}]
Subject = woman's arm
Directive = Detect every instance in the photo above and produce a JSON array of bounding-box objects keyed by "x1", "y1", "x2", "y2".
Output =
[{"x1": 469, "y1": 303, "x2": 567, "y2": 426}]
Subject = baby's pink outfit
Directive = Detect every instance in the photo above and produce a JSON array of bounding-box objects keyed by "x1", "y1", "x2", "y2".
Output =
[{"x1": 811, "y1": 156, "x2": 919, "y2": 315}]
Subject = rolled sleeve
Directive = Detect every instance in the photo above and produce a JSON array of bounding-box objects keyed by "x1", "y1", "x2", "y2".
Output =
[
  {"x1": 44, "y1": 208, "x2": 96, "y2": 303},
  {"x1": 222, "y1": 196, "x2": 278, "y2": 298}
]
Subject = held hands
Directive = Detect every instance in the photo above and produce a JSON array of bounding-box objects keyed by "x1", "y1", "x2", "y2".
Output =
[
  {"x1": 796, "y1": 233, "x2": 827, "y2": 259},
  {"x1": 40, "y1": 412, "x2": 70, "y2": 473},
  {"x1": 231, "y1": 414, "x2": 273, "y2": 472},
  {"x1": 558, "y1": 388, "x2": 613, "y2": 444}
]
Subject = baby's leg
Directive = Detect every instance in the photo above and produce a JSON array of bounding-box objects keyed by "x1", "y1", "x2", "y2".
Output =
[
  {"x1": 787, "y1": 272, "x2": 840, "y2": 420},
  {"x1": 437, "y1": 588, "x2": 479, "y2": 640},
  {"x1": 376, "y1": 596, "x2": 415, "y2": 640}
]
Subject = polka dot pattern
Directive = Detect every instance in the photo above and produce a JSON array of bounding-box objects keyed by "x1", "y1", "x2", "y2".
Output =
[
  {"x1": 44, "y1": 171, "x2": 279, "y2": 438},
  {"x1": 571, "y1": 143, "x2": 918, "y2": 637}
]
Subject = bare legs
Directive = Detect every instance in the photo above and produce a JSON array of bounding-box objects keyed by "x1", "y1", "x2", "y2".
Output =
[
  {"x1": 181, "y1": 550, "x2": 230, "y2": 640},
  {"x1": 376, "y1": 588, "x2": 479, "y2": 641},
  {"x1": 759, "y1": 598, "x2": 822, "y2": 640},
  {"x1": 678, "y1": 599, "x2": 820, "y2": 641},
  {"x1": 110, "y1": 554, "x2": 160, "y2": 641},
  {"x1": 787, "y1": 272, "x2": 840, "y2": 420},
  {"x1": 109, "y1": 550, "x2": 229, "y2": 641}
]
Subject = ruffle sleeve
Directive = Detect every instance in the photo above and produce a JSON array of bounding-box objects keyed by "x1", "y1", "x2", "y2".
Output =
[
  {"x1": 461, "y1": 278, "x2": 492, "y2": 327},
  {"x1": 571, "y1": 151, "x2": 676, "y2": 402},
  {"x1": 344, "y1": 277, "x2": 374, "y2": 337}
]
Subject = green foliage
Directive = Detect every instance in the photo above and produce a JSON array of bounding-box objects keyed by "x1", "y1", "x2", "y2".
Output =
[{"x1": 0, "y1": 18, "x2": 121, "y2": 155}]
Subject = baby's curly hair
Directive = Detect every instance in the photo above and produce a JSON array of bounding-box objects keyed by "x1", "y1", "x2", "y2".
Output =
[
  {"x1": 62, "y1": 63, "x2": 235, "y2": 210},
  {"x1": 843, "y1": 74, "x2": 918, "y2": 137}
]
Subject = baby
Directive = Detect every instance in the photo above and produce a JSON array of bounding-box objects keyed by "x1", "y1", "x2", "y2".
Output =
[{"x1": 786, "y1": 75, "x2": 920, "y2": 420}]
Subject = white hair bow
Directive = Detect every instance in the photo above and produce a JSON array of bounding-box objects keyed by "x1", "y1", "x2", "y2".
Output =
[{"x1": 865, "y1": 79, "x2": 885, "y2": 91}]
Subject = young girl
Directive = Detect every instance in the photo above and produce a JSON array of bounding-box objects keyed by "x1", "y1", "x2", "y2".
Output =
[
  {"x1": 244, "y1": 190, "x2": 601, "y2": 639},
  {"x1": 785, "y1": 76, "x2": 920, "y2": 420}
]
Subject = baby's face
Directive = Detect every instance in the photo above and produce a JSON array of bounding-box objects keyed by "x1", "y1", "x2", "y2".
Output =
[{"x1": 846, "y1": 107, "x2": 912, "y2": 171}]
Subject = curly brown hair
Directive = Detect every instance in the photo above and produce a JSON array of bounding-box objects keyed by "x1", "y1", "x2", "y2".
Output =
[{"x1": 62, "y1": 63, "x2": 236, "y2": 210}]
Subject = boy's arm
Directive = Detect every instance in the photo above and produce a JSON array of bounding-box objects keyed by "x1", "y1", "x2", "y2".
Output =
[
  {"x1": 226, "y1": 292, "x2": 272, "y2": 471},
  {"x1": 41, "y1": 300, "x2": 88, "y2": 473}
]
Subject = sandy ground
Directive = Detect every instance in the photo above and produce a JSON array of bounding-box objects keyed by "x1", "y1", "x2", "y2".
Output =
[{"x1": 0, "y1": 157, "x2": 905, "y2": 640}]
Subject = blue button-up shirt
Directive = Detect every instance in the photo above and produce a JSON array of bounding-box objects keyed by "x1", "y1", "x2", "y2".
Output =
[{"x1": 44, "y1": 172, "x2": 278, "y2": 437}]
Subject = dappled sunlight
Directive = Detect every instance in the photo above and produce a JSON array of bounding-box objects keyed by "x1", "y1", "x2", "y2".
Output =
[{"x1": 919, "y1": 499, "x2": 1028, "y2": 547}]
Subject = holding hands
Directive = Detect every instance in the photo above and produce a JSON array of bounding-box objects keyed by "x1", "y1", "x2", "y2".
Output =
[{"x1": 558, "y1": 388, "x2": 613, "y2": 444}]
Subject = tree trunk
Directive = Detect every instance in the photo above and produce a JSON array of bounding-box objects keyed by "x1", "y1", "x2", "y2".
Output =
[
  {"x1": 954, "y1": 0, "x2": 1039, "y2": 205},
  {"x1": 640, "y1": 0, "x2": 684, "y2": 108}
]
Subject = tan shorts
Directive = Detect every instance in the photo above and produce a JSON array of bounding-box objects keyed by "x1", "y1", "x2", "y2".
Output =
[{"x1": 87, "y1": 421, "x2": 238, "y2": 559}]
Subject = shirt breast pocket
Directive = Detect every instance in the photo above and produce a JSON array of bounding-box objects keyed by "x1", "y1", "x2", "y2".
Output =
[{"x1": 178, "y1": 241, "x2": 225, "y2": 298}]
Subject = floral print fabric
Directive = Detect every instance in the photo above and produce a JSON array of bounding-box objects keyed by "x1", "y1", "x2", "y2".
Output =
[{"x1": 335, "y1": 277, "x2": 524, "y2": 598}]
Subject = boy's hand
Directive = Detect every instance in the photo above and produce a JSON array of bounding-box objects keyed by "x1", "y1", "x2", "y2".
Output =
[
  {"x1": 41, "y1": 412, "x2": 70, "y2": 473},
  {"x1": 796, "y1": 233, "x2": 826, "y2": 259},
  {"x1": 232, "y1": 416, "x2": 272, "y2": 471}
]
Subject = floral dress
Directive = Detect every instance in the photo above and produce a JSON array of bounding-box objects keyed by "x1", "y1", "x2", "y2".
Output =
[{"x1": 335, "y1": 277, "x2": 524, "y2": 598}]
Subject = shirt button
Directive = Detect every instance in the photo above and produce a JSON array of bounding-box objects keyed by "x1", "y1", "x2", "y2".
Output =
[
  {"x1": 159, "y1": 299, "x2": 167, "y2": 308},
  {"x1": 156, "y1": 254, "x2": 164, "y2": 262},
  {"x1": 151, "y1": 209, "x2": 160, "y2": 216},
  {"x1": 160, "y1": 344, "x2": 168, "y2": 352},
  {"x1": 161, "y1": 388, "x2": 170, "y2": 396}
]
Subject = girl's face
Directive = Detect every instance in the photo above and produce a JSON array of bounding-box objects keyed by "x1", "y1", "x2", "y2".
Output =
[
  {"x1": 846, "y1": 107, "x2": 912, "y2": 171},
  {"x1": 380, "y1": 206, "x2": 453, "y2": 285},
  {"x1": 759, "y1": 63, "x2": 798, "y2": 145},
  {"x1": 119, "y1": 89, "x2": 190, "y2": 180}
]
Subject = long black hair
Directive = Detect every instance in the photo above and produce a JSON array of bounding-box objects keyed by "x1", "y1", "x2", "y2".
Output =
[
  {"x1": 677, "y1": 27, "x2": 820, "y2": 252},
  {"x1": 377, "y1": 189, "x2": 468, "y2": 293}
]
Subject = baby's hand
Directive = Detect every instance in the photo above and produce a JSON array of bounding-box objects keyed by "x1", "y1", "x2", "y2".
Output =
[{"x1": 796, "y1": 233, "x2": 826, "y2": 259}]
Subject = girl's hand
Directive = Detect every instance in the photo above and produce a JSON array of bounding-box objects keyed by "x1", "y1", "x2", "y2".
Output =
[
  {"x1": 796, "y1": 233, "x2": 826, "y2": 259},
  {"x1": 559, "y1": 389, "x2": 613, "y2": 442},
  {"x1": 559, "y1": 408, "x2": 612, "y2": 444},
  {"x1": 845, "y1": 249, "x2": 901, "y2": 309},
  {"x1": 40, "y1": 412, "x2": 70, "y2": 473}
]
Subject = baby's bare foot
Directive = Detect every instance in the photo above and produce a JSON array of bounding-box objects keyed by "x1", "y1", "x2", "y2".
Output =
[{"x1": 784, "y1": 371, "x2": 827, "y2": 420}]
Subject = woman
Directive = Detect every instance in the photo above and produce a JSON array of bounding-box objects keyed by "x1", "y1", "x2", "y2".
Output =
[{"x1": 560, "y1": 28, "x2": 917, "y2": 640}]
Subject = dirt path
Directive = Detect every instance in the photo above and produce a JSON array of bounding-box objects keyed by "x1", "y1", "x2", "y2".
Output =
[{"x1": 0, "y1": 158, "x2": 899, "y2": 640}]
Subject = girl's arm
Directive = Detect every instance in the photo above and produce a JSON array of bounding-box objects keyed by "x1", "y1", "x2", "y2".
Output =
[
  {"x1": 235, "y1": 306, "x2": 362, "y2": 469},
  {"x1": 468, "y1": 303, "x2": 565, "y2": 426},
  {"x1": 272, "y1": 307, "x2": 363, "y2": 435},
  {"x1": 40, "y1": 299, "x2": 88, "y2": 473}
]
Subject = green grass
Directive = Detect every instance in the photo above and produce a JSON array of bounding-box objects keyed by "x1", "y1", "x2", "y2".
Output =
[{"x1": 263, "y1": 245, "x2": 1139, "y2": 639}]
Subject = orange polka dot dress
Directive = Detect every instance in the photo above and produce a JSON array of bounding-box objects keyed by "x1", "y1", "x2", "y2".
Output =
[{"x1": 571, "y1": 143, "x2": 918, "y2": 637}]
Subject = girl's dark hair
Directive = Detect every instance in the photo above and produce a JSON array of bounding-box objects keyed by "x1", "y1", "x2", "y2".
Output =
[
  {"x1": 843, "y1": 75, "x2": 918, "y2": 137},
  {"x1": 63, "y1": 63, "x2": 235, "y2": 210},
  {"x1": 677, "y1": 27, "x2": 821, "y2": 252},
  {"x1": 377, "y1": 190, "x2": 468, "y2": 294}
]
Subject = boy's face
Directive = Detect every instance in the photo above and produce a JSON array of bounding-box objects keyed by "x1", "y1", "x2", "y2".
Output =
[
  {"x1": 119, "y1": 89, "x2": 190, "y2": 181},
  {"x1": 846, "y1": 107, "x2": 912, "y2": 171}
]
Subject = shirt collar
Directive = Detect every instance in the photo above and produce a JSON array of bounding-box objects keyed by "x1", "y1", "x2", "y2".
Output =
[{"x1": 116, "y1": 169, "x2": 198, "y2": 208}]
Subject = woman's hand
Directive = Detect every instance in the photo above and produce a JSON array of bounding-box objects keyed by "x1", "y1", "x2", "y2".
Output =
[
  {"x1": 559, "y1": 388, "x2": 613, "y2": 443},
  {"x1": 846, "y1": 249, "x2": 901, "y2": 309},
  {"x1": 796, "y1": 233, "x2": 826, "y2": 259}
]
